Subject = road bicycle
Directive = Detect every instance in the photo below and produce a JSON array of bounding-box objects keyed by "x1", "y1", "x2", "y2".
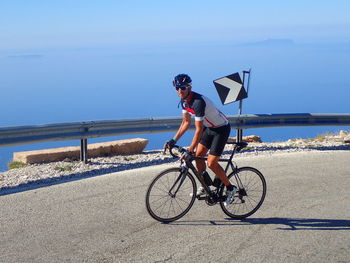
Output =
[{"x1": 145, "y1": 141, "x2": 267, "y2": 223}]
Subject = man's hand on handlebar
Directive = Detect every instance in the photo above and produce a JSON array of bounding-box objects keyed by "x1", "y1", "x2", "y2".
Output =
[{"x1": 163, "y1": 139, "x2": 176, "y2": 153}]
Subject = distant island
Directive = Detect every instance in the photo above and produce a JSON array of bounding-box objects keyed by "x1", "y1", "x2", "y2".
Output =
[{"x1": 236, "y1": 38, "x2": 295, "y2": 47}]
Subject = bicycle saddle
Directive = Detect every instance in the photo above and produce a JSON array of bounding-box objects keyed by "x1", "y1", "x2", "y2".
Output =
[{"x1": 226, "y1": 141, "x2": 248, "y2": 151}]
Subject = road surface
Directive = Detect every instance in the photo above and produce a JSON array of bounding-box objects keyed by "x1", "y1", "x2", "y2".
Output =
[{"x1": 1, "y1": 151, "x2": 349, "y2": 263}]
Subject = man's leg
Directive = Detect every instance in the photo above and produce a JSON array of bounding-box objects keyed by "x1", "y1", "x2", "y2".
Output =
[
  {"x1": 195, "y1": 143, "x2": 209, "y2": 176},
  {"x1": 208, "y1": 154, "x2": 237, "y2": 205},
  {"x1": 207, "y1": 154, "x2": 232, "y2": 186}
]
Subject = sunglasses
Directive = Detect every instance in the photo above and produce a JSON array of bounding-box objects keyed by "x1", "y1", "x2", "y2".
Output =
[{"x1": 175, "y1": 85, "x2": 189, "y2": 91}]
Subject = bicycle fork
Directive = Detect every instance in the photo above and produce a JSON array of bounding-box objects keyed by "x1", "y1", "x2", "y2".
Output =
[{"x1": 168, "y1": 169, "x2": 188, "y2": 198}]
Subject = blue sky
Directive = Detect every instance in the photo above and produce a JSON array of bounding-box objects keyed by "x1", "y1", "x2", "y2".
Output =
[{"x1": 1, "y1": 0, "x2": 350, "y2": 50}]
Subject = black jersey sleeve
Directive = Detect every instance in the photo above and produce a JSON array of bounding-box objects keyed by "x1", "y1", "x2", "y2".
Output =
[{"x1": 192, "y1": 98, "x2": 206, "y2": 120}]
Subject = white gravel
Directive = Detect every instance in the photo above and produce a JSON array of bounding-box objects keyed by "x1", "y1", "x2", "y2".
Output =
[{"x1": 1, "y1": 133, "x2": 350, "y2": 192}]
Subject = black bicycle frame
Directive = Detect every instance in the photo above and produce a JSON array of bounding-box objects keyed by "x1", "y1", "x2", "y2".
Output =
[
  {"x1": 184, "y1": 148, "x2": 238, "y2": 197},
  {"x1": 169, "y1": 143, "x2": 241, "y2": 198}
]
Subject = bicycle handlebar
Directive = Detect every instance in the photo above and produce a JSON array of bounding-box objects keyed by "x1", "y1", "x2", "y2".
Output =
[
  {"x1": 164, "y1": 144, "x2": 193, "y2": 160},
  {"x1": 164, "y1": 141, "x2": 248, "y2": 161},
  {"x1": 169, "y1": 145, "x2": 186, "y2": 157}
]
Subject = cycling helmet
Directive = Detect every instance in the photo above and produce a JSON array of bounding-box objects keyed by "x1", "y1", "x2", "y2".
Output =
[{"x1": 173, "y1": 74, "x2": 192, "y2": 88}]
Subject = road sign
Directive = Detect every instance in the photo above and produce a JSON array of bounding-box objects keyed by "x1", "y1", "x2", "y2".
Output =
[{"x1": 213, "y1": 73, "x2": 248, "y2": 105}]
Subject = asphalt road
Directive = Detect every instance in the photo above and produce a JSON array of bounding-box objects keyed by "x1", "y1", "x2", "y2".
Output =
[{"x1": 1, "y1": 151, "x2": 349, "y2": 263}]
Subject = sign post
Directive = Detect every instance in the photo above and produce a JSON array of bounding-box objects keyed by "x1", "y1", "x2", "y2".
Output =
[{"x1": 213, "y1": 69, "x2": 251, "y2": 142}]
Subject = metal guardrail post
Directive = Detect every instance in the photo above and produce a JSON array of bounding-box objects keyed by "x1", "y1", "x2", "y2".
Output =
[
  {"x1": 81, "y1": 127, "x2": 89, "y2": 164},
  {"x1": 236, "y1": 129, "x2": 243, "y2": 143},
  {"x1": 80, "y1": 138, "x2": 88, "y2": 164},
  {"x1": 84, "y1": 139, "x2": 88, "y2": 164}
]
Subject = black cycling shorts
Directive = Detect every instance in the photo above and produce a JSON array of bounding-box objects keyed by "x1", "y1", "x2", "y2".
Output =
[{"x1": 200, "y1": 124, "x2": 231, "y2": 156}]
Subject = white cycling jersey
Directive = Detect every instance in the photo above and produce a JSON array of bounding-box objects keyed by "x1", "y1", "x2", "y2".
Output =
[{"x1": 181, "y1": 91, "x2": 228, "y2": 128}]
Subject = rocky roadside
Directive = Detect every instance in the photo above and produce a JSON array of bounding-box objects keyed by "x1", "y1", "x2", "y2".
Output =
[{"x1": 1, "y1": 130, "x2": 349, "y2": 191}]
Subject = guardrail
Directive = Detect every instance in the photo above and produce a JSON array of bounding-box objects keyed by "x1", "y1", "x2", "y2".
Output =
[{"x1": 1, "y1": 113, "x2": 350, "y2": 162}]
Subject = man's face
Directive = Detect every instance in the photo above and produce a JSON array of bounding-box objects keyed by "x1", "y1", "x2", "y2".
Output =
[{"x1": 176, "y1": 85, "x2": 191, "y2": 99}]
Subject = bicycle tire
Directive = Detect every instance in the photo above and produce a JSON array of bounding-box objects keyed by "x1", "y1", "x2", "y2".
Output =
[
  {"x1": 220, "y1": 166, "x2": 266, "y2": 219},
  {"x1": 145, "y1": 168, "x2": 197, "y2": 223}
]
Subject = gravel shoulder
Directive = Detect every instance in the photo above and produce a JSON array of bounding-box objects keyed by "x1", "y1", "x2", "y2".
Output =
[{"x1": 1, "y1": 137, "x2": 350, "y2": 193}]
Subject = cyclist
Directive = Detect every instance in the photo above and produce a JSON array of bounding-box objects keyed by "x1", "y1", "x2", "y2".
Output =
[{"x1": 165, "y1": 73, "x2": 237, "y2": 205}]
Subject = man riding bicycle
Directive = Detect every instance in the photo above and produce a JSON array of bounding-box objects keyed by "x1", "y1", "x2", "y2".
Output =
[{"x1": 165, "y1": 73, "x2": 237, "y2": 206}]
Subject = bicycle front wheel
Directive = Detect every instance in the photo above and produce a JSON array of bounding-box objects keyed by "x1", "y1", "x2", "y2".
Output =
[
  {"x1": 145, "y1": 168, "x2": 197, "y2": 223},
  {"x1": 220, "y1": 166, "x2": 266, "y2": 219}
]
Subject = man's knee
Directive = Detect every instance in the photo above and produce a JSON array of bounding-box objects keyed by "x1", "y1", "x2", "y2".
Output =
[{"x1": 207, "y1": 159, "x2": 218, "y2": 170}]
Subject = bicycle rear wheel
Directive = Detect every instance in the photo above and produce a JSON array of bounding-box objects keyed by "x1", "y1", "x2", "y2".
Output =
[
  {"x1": 145, "y1": 168, "x2": 197, "y2": 223},
  {"x1": 220, "y1": 167, "x2": 266, "y2": 219}
]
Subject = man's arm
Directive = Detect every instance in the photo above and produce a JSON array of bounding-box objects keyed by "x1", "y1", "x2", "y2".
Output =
[{"x1": 173, "y1": 112, "x2": 191, "y2": 142}]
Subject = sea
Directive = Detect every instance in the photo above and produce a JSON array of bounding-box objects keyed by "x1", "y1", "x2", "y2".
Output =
[{"x1": 1, "y1": 39, "x2": 349, "y2": 171}]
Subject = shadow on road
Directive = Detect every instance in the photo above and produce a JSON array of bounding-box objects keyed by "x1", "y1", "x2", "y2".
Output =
[{"x1": 170, "y1": 217, "x2": 350, "y2": 230}]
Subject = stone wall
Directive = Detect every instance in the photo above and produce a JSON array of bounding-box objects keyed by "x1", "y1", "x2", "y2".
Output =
[
  {"x1": 228, "y1": 135, "x2": 262, "y2": 143},
  {"x1": 13, "y1": 138, "x2": 148, "y2": 164}
]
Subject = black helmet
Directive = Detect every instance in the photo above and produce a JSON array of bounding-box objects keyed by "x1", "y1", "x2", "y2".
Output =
[{"x1": 173, "y1": 74, "x2": 192, "y2": 88}]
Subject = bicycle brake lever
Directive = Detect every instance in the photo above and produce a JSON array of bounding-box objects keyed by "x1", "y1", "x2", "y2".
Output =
[{"x1": 180, "y1": 150, "x2": 193, "y2": 162}]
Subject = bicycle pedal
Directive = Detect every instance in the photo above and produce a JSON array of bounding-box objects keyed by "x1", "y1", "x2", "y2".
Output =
[
  {"x1": 239, "y1": 188, "x2": 247, "y2": 196},
  {"x1": 197, "y1": 196, "x2": 206, "y2": 200}
]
